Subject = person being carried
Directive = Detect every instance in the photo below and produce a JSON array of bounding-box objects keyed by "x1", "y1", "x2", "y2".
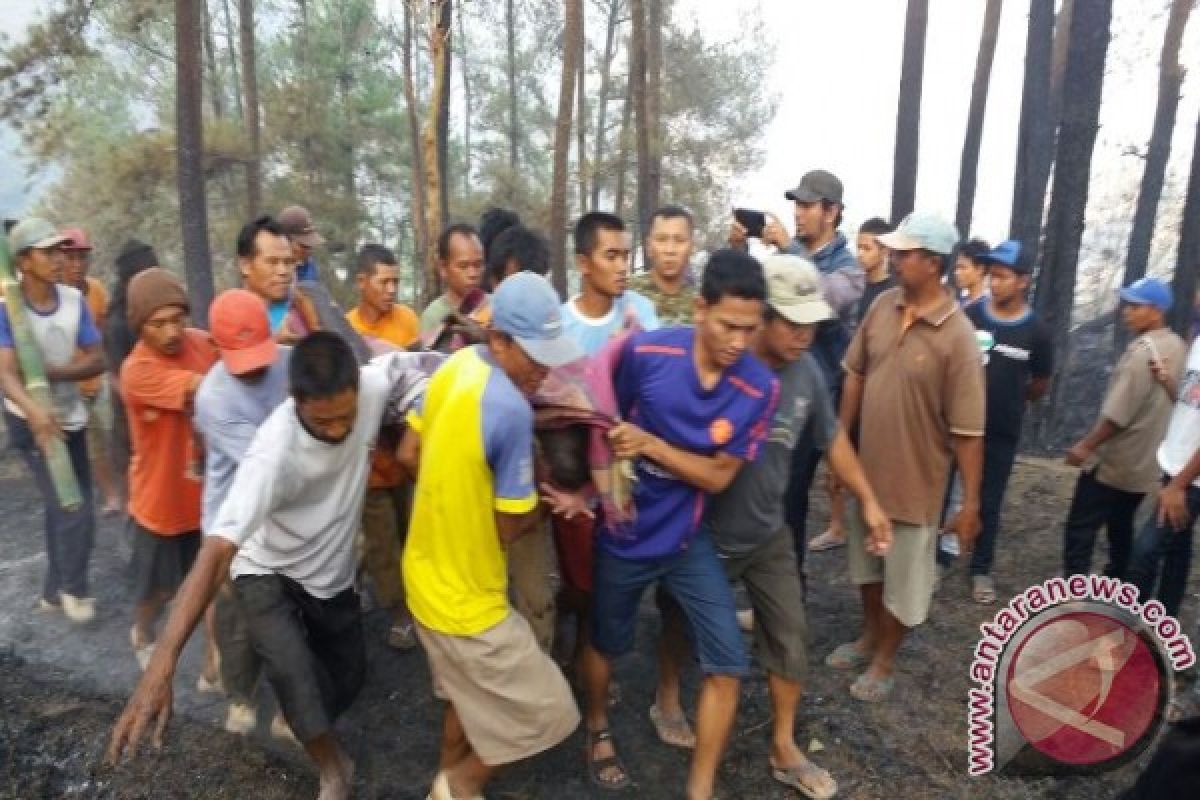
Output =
[
  {"x1": 401, "y1": 272, "x2": 583, "y2": 800},
  {"x1": 1062, "y1": 277, "x2": 1186, "y2": 580},
  {"x1": 110, "y1": 334, "x2": 431, "y2": 799},
  {"x1": 0, "y1": 217, "x2": 105, "y2": 624}
]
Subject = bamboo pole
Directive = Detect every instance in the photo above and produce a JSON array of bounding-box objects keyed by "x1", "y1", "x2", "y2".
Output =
[{"x1": 0, "y1": 233, "x2": 83, "y2": 511}]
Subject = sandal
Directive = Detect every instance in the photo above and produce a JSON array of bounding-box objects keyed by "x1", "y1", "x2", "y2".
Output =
[
  {"x1": 771, "y1": 758, "x2": 838, "y2": 800},
  {"x1": 972, "y1": 575, "x2": 997, "y2": 605},
  {"x1": 850, "y1": 672, "x2": 895, "y2": 703},
  {"x1": 649, "y1": 703, "x2": 696, "y2": 749},
  {"x1": 825, "y1": 642, "x2": 869, "y2": 671},
  {"x1": 807, "y1": 529, "x2": 845, "y2": 552},
  {"x1": 585, "y1": 727, "x2": 632, "y2": 790},
  {"x1": 130, "y1": 626, "x2": 155, "y2": 672}
]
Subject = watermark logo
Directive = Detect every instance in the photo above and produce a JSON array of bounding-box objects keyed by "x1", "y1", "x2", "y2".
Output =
[{"x1": 968, "y1": 574, "x2": 1194, "y2": 776}]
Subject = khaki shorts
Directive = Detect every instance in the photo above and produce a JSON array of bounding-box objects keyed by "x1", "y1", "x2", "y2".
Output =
[
  {"x1": 846, "y1": 500, "x2": 937, "y2": 628},
  {"x1": 416, "y1": 611, "x2": 580, "y2": 766}
]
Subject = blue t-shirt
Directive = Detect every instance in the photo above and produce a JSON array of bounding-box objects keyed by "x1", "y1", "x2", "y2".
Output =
[
  {"x1": 601, "y1": 327, "x2": 778, "y2": 559},
  {"x1": 561, "y1": 290, "x2": 660, "y2": 356},
  {"x1": 267, "y1": 299, "x2": 290, "y2": 335},
  {"x1": 193, "y1": 349, "x2": 292, "y2": 530}
]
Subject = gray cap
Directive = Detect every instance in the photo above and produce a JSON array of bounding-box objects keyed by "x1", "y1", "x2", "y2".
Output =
[
  {"x1": 785, "y1": 170, "x2": 844, "y2": 205},
  {"x1": 491, "y1": 272, "x2": 582, "y2": 367},
  {"x1": 9, "y1": 217, "x2": 68, "y2": 253}
]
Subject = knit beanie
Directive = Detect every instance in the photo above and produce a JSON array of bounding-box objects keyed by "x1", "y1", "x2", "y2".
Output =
[
  {"x1": 127, "y1": 267, "x2": 189, "y2": 335},
  {"x1": 115, "y1": 239, "x2": 160, "y2": 282}
]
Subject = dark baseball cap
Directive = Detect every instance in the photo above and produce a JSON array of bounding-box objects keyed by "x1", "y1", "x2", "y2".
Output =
[
  {"x1": 278, "y1": 205, "x2": 324, "y2": 248},
  {"x1": 785, "y1": 170, "x2": 844, "y2": 205}
]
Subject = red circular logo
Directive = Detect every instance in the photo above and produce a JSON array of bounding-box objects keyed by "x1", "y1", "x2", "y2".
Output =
[{"x1": 1006, "y1": 612, "x2": 1161, "y2": 766}]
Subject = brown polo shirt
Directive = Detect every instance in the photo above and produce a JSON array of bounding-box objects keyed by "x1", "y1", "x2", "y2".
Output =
[{"x1": 843, "y1": 287, "x2": 985, "y2": 526}]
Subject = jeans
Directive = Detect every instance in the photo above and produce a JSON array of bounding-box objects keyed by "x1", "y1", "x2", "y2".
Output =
[
  {"x1": 1126, "y1": 481, "x2": 1200, "y2": 618},
  {"x1": 970, "y1": 436, "x2": 1020, "y2": 576},
  {"x1": 5, "y1": 412, "x2": 95, "y2": 600},
  {"x1": 1062, "y1": 469, "x2": 1145, "y2": 579}
]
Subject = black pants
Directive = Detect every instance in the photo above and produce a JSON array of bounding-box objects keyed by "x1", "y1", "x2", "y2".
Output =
[
  {"x1": 215, "y1": 582, "x2": 262, "y2": 705},
  {"x1": 969, "y1": 436, "x2": 1020, "y2": 576},
  {"x1": 1126, "y1": 481, "x2": 1200, "y2": 618},
  {"x1": 1062, "y1": 470, "x2": 1144, "y2": 579},
  {"x1": 5, "y1": 412, "x2": 95, "y2": 601},
  {"x1": 233, "y1": 574, "x2": 365, "y2": 743}
]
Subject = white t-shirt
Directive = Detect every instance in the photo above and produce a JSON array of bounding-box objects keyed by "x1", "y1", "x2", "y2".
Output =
[
  {"x1": 1157, "y1": 338, "x2": 1200, "y2": 487},
  {"x1": 208, "y1": 361, "x2": 389, "y2": 598},
  {"x1": 561, "y1": 290, "x2": 660, "y2": 356}
]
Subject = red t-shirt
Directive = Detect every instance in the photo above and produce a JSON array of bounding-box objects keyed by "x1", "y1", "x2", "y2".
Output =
[{"x1": 120, "y1": 329, "x2": 218, "y2": 535}]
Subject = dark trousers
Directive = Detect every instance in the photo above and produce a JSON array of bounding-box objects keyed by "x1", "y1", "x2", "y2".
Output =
[
  {"x1": 784, "y1": 428, "x2": 822, "y2": 576},
  {"x1": 214, "y1": 583, "x2": 262, "y2": 705},
  {"x1": 233, "y1": 574, "x2": 365, "y2": 743},
  {"x1": 5, "y1": 412, "x2": 95, "y2": 600},
  {"x1": 1062, "y1": 470, "x2": 1144, "y2": 579},
  {"x1": 970, "y1": 436, "x2": 1020, "y2": 576},
  {"x1": 1126, "y1": 481, "x2": 1200, "y2": 618}
]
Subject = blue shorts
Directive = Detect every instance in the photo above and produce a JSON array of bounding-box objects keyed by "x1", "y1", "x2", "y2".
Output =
[{"x1": 591, "y1": 528, "x2": 748, "y2": 676}]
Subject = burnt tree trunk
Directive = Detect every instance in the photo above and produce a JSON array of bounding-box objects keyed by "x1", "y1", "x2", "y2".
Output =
[
  {"x1": 890, "y1": 0, "x2": 928, "y2": 223},
  {"x1": 1009, "y1": 0, "x2": 1055, "y2": 265},
  {"x1": 401, "y1": 0, "x2": 429, "y2": 299},
  {"x1": 576, "y1": 42, "x2": 589, "y2": 212},
  {"x1": 590, "y1": 0, "x2": 621, "y2": 209},
  {"x1": 457, "y1": 5, "x2": 472, "y2": 199},
  {"x1": 202, "y1": 1, "x2": 225, "y2": 118},
  {"x1": 1121, "y1": 0, "x2": 1191, "y2": 296},
  {"x1": 1171, "y1": 107, "x2": 1200, "y2": 337},
  {"x1": 1031, "y1": 0, "x2": 1112, "y2": 446},
  {"x1": 954, "y1": 0, "x2": 1003, "y2": 237},
  {"x1": 549, "y1": 0, "x2": 584, "y2": 296},
  {"x1": 239, "y1": 0, "x2": 262, "y2": 216},
  {"x1": 220, "y1": 0, "x2": 244, "y2": 119},
  {"x1": 176, "y1": 0, "x2": 215, "y2": 326}
]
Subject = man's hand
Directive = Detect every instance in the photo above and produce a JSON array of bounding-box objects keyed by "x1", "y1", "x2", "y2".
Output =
[
  {"x1": 1157, "y1": 483, "x2": 1192, "y2": 531},
  {"x1": 761, "y1": 214, "x2": 791, "y2": 250},
  {"x1": 1065, "y1": 440, "x2": 1092, "y2": 468},
  {"x1": 107, "y1": 658, "x2": 174, "y2": 764},
  {"x1": 540, "y1": 482, "x2": 595, "y2": 521},
  {"x1": 861, "y1": 499, "x2": 893, "y2": 557},
  {"x1": 948, "y1": 502, "x2": 982, "y2": 552},
  {"x1": 607, "y1": 422, "x2": 658, "y2": 460},
  {"x1": 1150, "y1": 358, "x2": 1178, "y2": 398},
  {"x1": 28, "y1": 407, "x2": 64, "y2": 450}
]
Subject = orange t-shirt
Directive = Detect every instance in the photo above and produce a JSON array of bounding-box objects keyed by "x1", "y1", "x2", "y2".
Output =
[
  {"x1": 345, "y1": 304, "x2": 420, "y2": 349},
  {"x1": 120, "y1": 329, "x2": 218, "y2": 535},
  {"x1": 347, "y1": 304, "x2": 419, "y2": 489},
  {"x1": 79, "y1": 277, "x2": 109, "y2": 397}
]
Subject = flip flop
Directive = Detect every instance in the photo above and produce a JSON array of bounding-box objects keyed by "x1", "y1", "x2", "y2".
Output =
[
  {"x1": 649, "y1": 703, "x2": 696, "y2": 749},
  {"x1": 586, "y1": 727, "x2": 632, "y2": 791},
  {"x1": 972, "y1": 575, "x2": 997, "y2": 605},
  {"x1": 850, "y1": 672, "x2": 895, "y2": 703},
  {"x1": 807, "y1": 529, "x2": 846, "y2": 552},
  {"x1": 771, "y1": 759, "x2": 838, "y2": 800},
  {"x1": 825, "y1": 642, "x2": 869, "y2": 671}
]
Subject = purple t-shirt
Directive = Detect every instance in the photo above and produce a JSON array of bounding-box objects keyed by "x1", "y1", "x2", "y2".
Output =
[{"x1": 601, "y1": 327, "x2": 778, "y2": 559}]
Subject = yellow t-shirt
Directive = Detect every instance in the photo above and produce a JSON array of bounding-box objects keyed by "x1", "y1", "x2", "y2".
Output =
[
  {"x1": 402, "y1": 346, "x2": 538, "y2": 635},
  {"x1": 345, "y1": 304, "x2": 420, "y2": 349}
]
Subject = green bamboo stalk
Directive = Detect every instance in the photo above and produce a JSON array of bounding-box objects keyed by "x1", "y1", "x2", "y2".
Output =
[{"x1": 0, "y1": 232, "x2": 83, "y2": 511}]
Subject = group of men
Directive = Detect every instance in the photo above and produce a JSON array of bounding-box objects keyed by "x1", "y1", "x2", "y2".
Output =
[{"x1": 0, "y1": 165, "x2": 1196, "y2": 800}]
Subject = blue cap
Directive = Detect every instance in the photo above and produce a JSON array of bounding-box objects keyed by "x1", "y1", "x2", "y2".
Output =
[
  {"x1": 1119, "y1": 277, "x2": 1173, "y2": 312},
  {"x1": 877, "y1": 211, "x2": 960, "y2": 255},
  {"x1": 491, "y1": 272, "x2": 582, "y2": 367},
  {"x1": 983, "y1": 240, "x2": 1028, "y2": 272}
]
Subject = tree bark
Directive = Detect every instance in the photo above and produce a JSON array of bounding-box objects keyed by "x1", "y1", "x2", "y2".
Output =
[
  {"x1": 630, "y1": 0, "x2": 647, "y2": 234},
  {"x1": 238, "y1": 0, "x2": 261, "y2": 217},
  {"x1": 220, "y1": 0, "x2": 244, "y2": 119},
  {"x1": 890, "y1": 0, "x2": 928, "y2": 224},
  {"x1": 420, "y1": 0, "x2": 452, "y2": 304},
  {"x1": 643, "y1": 0, "x2": 662, "y2": 229},
  {"x1": 1171, "y1": 107, "x2": 1200, "y2": 336},
  {"x1": 614, "y1": 61, "x2": 634, "y2": 217},
  {"x1": 176, "y1": 0, "x2": 215, "y2": 327},
  {"x1": 202, "y1": 0, "x2": 225, "y2": 118},
  {"x1": 1031, "y1": 0, "x2": 1112, "y2": 445},
  {"x1": 506, "y1": 0, "x2": 519, "y2": 186},
  {"x1": 1121, "y1": 0, "x2": 1191, "y2": 293},
  {"x1": 549, "y1": 0, "x2": 584, "y2": 296},
  {"x1": 436, "y1": 0, "x2": 452, "y2": 224},
  {"x1": 954, "y1": 0, "x2": 1003, "y2": 237},
  {"x1": 402, "y1": 0, "x2": 429, "y2": 300},
  {"x1": 1049, "y1": 0, "x2": 1075, "y2": 132},
  {"x1": 590, "y1": 0, "x2": 621, "y2": 209},
  {"x1": 1008, "y1": 0, "x2": 1055, "y2": 263},
  {"x1": 576, "y1": 39, "x2": 589, "y2": 212},
  {"x1": 457, "y1": 5, "x2": 471, "y2": 200}
]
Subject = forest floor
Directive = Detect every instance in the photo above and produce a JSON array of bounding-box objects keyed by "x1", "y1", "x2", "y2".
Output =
[{"x1": 0, "y1": 445, "x2": 1195, "y2": 800}]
